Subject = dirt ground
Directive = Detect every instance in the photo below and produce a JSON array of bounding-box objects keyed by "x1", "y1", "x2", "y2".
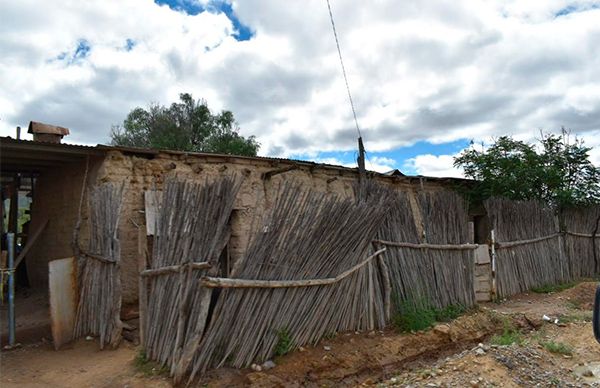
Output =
[
  {"x1": 0, "y1": 282, "x2": 599, "y2": 387},
  {"x1": 0, "y1": 288, "x2": 51, "y2": 345}
]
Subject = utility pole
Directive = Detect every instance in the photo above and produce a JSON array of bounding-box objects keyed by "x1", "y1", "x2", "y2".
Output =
[{"x1": 357, "y1": 137, "x2": 366, "y2": 201}]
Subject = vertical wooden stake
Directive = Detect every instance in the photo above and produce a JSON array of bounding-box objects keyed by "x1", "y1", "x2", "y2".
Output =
[
  {"x1": 137, "y1": 226, "x2": 148, "y2": 347},
  {"x1": 490, "y1": 229, "x2": 497, "y2": 300}
]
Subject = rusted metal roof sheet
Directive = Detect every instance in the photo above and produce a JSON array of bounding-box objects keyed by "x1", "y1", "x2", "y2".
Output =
[{"x1": 28, "y1": 121, "x2": 70, "y2": 136}]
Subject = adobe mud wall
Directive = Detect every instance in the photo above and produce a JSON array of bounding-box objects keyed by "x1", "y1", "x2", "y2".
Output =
[
  {"x1": 27, "y1": 158, "x2": 102, "y2": 288},
  {"x1": 96, "y1": 150, "x2": 449, "y2": 304}
]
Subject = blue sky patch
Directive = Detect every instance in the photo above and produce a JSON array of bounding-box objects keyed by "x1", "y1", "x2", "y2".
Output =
[
  {"x1": 555, "y1": 3, "x2": 600, "y2": 17},
  {"x1": 124, "y1": 38, "x2": 136, "y2": 51},
  {"x1": 291, "y1": 139, "x2": 471, "y2": 175},
  {"x1": 154, "y1": 0, "x2": 254, "y2": 41},
  {"x1": 53, "y1": 39, "x2": 91, "y2": 64},
  {"x1": 73, "y1": 39, "x2": 91, "y2": 60}
]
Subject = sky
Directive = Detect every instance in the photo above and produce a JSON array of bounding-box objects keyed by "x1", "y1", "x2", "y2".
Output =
[{"x1": 1, "y1": 0, "x2": 600, "y2": 177}]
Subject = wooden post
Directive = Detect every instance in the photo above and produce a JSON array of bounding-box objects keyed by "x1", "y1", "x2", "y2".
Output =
[
  {"x1": 357, "y1": 137, "x2": 366, "y2": 201},
  {"x1": 137, "y1": 226, "x2": 148, "y2": 347},
  {"x1": 8, "y1": 176, "x2": 19, "y2": 255},
  {"x1": 490, "y1": 229, "x2": 497, "y2": 299}
]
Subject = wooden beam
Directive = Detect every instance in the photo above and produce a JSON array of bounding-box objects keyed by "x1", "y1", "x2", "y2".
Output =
[
  {"x1": 261, "y1": 165, "x2": 299, "y2": 180},
  {"x1": 14, "y1": 218, "x2": 48, "y2": 269}
]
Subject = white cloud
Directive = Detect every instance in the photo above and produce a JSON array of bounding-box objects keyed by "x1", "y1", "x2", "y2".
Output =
[
  {"x1": 405, "y1": 154, "x2": 464, "y2": 178},
  {"x1": 1, "y1": 0, "x2": 600, "y2": 162}
]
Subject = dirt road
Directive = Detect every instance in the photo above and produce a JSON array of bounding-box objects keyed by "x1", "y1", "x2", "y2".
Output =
[{"x1": 0, "y1": 282, "x2": 598, "y2": 387}]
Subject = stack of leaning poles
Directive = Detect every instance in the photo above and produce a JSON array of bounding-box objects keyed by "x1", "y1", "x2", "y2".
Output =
[
  {"x1": 485, "y1": 198, "x2": 566, "y2": 298},
  {"x1": 562, "y1": 205, "x2": 600, "y2": 278},
  {"x1": 179, "y1": 181, "x2": 394, "y2": 383},
  {"x1": 73, "y1": 182, "x2": 125, "y2": 349},
  {"x1": 374, "y1": 190, "x2": 476, "y2": 311},
  {"x1": 142, "y1": 176, "x2": 242, "y2": 382}
]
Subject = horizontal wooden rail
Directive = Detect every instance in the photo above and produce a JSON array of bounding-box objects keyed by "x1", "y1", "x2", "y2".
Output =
[
  {"x1": 495, "y1": 233, "x2": 561, "y2": 249},
  {"x1": 565, "y1": 231, "x2": 600, "y2": 238},
  {"x1": 141, "y1": 262, "x2": 211, "y2": 277},
  {"x1": 200, "y1": 248, "x2": 386, "y2": 289},
  {"x1": 373, "y1": 239, "x2": 478, "y2": 250},
  {"x1": 80, "y1": 250, "x2": 116, "y2": 264}
]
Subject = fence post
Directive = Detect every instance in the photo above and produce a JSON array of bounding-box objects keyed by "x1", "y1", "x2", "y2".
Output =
[
  {"x1": 490, "y1": 229, "x2": 497, "y2": 300},
  {"x1": 554, "y1": 213, "x2": 568, "y2": 282},
  {"x1": 7, "y1": 232, "x2": 16, "y2": 346}
]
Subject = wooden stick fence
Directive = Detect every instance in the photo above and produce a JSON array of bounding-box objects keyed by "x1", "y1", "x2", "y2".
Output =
[
  {"x1": 485, "y1": 198, "x2": 566, "y2": 297},
  {"x1": 183, "y1": 182, "x2": 393, "y2": 383},
  {"x1": 376, "y1": 190, "x2": 475, "y2": 310},
  {"x1": 562, "y1": 206, "x2": 600, "y2": 278},
  {"x1": 73, "y1": 183, "x2": 125, "y2": 349},
  {"x1": 142, "y1": 176, "x2": 241, "y2": 382}
]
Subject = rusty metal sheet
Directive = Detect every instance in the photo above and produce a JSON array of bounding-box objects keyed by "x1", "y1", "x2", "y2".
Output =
[
  {"x1": 28, "y1": 121, "x2": 70, "y2": 135},
  {"x1": 49, "y1": 257, "x2": 77, "y2": 350},
  {"x1": 144, "y1": 190, "x2": 162, "y2": 236}
]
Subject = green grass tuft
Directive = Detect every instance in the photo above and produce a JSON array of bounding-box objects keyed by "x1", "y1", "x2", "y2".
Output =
[
  {"x1": 540, "y1": 340, "x2": 573, "y2": 355},
  {"x1": 435, "y1": 304, "x2": 466, "y2": 322},
  {"x1": 393, "y1": 298, "x2": 466, "y2": 332},
  {"x1": 274, "y1": 328, "x2": 293, "y2": 357},
  {"x1": 531, "y1": 282, "x2": 576, "y2": 294},
  {"x1": 490, "y1": 319, "x2": 523, "y2": 346},
  {"x1": 134, "y1": 350, "x2": 169, "y2": 377}
]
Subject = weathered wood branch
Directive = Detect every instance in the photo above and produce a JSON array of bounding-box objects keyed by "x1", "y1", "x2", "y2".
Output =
[
  {"x1": 565, "y1": 231, "x2": 600, "y2": 238},
  {"x1": 200, "y1": 248, "x2": 386, "y2": 289},
  {"x1": 373, "y1": 239, "x2": 478, "y2": 250},
  {"x1": 14, "y1": 218, "x2": 48, "y2": 268},
  {"x1": 140, "y1": 262, "x2": 211, "y2": 277},
  {"x1": 495, "y1": 233, "x2": 561, "y2": 249},
  {"x1": 261, "y1": 165, "x2": 298, "y2": 180},
  {"x1": 80, "y1": 250, "x2": 116, "y2": 264}
]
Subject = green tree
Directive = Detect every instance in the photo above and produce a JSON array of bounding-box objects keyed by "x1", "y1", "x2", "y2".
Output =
[
  {"x1": 454, "y1": 129, "x2": 600, "y2": 208},
  {"x1": 110, "y1": 93, "x2": 260, "y2": 156}
]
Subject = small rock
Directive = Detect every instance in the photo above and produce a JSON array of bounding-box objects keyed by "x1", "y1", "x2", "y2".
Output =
[
  {"x1": 323, "y1": 346, "x2": 331, "y2": 351},
  {"x1": 433, "y1": 324, "x2": 450, "y2": 335},
  {"x1": 262, "y1": 360, "x2": 276, "y2": 370},
  {"x1": 426, "y1": 383, "x2": 438, "y2": 387},
  {"x1": 475, "y1": 348, "x2": 486, "y2": 356},
  {"x1": 299, "y1": 346, "x2": 306, "y2": 352},
  {"x1": 583, "y1": 369, "x2": 594, "y2": 377},
  {"x1": 469, "y1": 380, "x2": 479, "y2": 387},
  {"x1": 250, "y1": 363, "x2": 262, "y2": 372},
  {"x1": 85, "y1": 336, "x2": 93, "y2": 341}
]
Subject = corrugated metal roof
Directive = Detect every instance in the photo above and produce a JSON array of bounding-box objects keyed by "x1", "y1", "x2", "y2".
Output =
[
  {"x1": 0, "y1": 136, "x2": 101, "y2": 174},
  {"x1": 0, "y1": 136, "x2": 472, "y2": 183}
]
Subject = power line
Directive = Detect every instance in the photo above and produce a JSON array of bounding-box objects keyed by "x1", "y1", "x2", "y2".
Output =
[{"x1": 326, "y1": 0, "x2": 362, "y2": 139}]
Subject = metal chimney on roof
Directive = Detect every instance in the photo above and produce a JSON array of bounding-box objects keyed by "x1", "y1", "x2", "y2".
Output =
[{"x1": 28, "y1": 121, "x2": 70, "y2": 143}]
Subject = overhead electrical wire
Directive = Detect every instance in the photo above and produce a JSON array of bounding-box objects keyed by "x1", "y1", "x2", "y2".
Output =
[{"x1": 326, "y1": 0, "x2": 362, "y2": 140}]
